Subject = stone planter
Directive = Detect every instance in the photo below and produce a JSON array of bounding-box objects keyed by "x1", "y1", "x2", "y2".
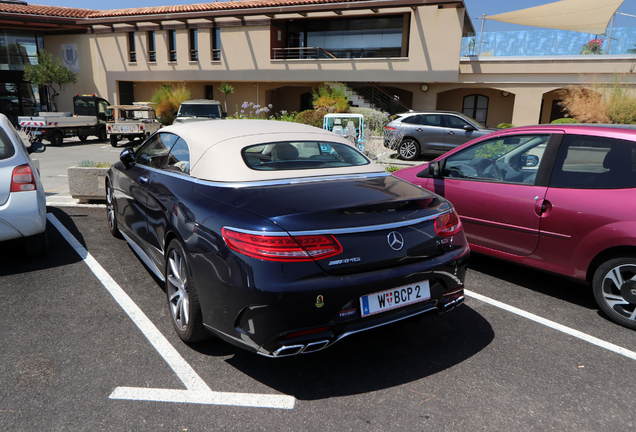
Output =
[{"x1": 67, "y1": 166, "x2": 109, "y2": 202}]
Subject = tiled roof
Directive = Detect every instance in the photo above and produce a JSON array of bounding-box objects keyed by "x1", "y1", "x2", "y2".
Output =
[
  {"x1": 0, "y1": 0, "x2": 387, "y2": 19},
  {"x1": 0, "y1": 3, "x2": 98, "y2": 18}
]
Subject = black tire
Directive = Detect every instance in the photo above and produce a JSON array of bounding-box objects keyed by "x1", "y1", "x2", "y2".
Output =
[
  {"x1": 78, "y1": 135, "x2": 88, "y2": 142},
  {"x1": 98, "y1": 127, "x2": 108, "y2": 141},
  {"x1": 106, "y1": 181, "x2": 122, "y2": 238},
  {"x1": 592, "y1": 255, "x2": 636, "y2": 330},
  {"x1": 50, "y1": 130, "x2": 63, "y2": 146},
  {"x1": 165, "y1": 239, "x2": 208, "y2": 342},
  {"x1": 25, "y1": 231, "x2": 48, "y2": 257},
  {"x1": 110, "y1": 135, "x2": 119, "y2": 147},
  {"x1": 398, "y1": 138, "x2": 421, "y2": 161}
]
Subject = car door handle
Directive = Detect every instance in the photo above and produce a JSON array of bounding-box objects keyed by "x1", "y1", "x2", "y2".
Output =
[
  {"x1": 446, "y1": 131, "x2": 455, "y2": 135},
  {"x1": 139, "y1": 176, "x2": 149, "y2": 185},
  {"x1": 415, "y1": 128, "x2": 423, "y2": 131}
]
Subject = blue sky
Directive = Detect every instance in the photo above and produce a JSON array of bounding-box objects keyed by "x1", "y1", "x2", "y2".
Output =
[{"x1": 27, "y1": 0, "x2": 636, "y2": 32}]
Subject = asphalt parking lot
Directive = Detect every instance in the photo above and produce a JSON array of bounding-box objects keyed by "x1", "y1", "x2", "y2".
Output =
[{"x1": 1, "y1": 139, "x2": 636, "y2": 431}]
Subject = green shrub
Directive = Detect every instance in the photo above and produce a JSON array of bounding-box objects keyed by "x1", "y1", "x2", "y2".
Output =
[
  {"x1": 551, "y1": 118, "x2": 580, "y2": 124},
  {"x1": 349, "y1": 107, "x2": 391, "y2": 135},
  {"x1": 294, "y1": 109, "x2": 326, "y2": 128},
  {"x1": 496, "y1": 123, "x2": 514, "y2": 129},
  {"x1": 384, "y1": 165, "x2": 401, "y2": 173},
  {"x1": 78, "y1": 160, "x2": 111, "y2": 168}
]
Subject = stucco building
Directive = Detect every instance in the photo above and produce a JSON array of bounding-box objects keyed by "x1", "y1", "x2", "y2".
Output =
[{"x1": 1, "y1": 0, "x2": 634, "y2": 128}]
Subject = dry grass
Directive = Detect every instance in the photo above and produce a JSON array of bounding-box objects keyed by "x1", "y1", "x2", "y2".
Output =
[{"x1": 559, "y1": 74, "x2": 636, "y2": 124}]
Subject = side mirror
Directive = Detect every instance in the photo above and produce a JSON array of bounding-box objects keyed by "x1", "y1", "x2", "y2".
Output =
[
  {"x1": 426, "y1": 161, "x2": 442, "y2": 178},
  {"x1": 521, "y1": 154, "x2": 539, "y2": 167},
  {"x1": 27, "y1": 141, "x2": 46, "y2": 154},
  {"x1": 463, "y1": 125, "x2": 476, "y2": 131},
  {"x1": 120, "y1": 147, "x2": 135, "y2": 169}
]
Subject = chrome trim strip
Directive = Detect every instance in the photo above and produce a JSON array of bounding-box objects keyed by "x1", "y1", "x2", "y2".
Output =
[
  {"x1": 224, "y1": 210, "x2": 451, "y2": 237},
  {"x1": 192, "y1": 171, "x2": 390, "y2": 188},
  {"x1": 130, "y1": 166, "x2": 389, "y2": 188}
]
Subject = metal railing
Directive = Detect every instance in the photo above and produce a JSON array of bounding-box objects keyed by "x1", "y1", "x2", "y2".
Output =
[{"x1": 272, "y1": 47, "x2": 402, "y2": 60}]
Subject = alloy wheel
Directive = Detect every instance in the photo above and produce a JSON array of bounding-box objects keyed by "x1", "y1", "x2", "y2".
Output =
[{"x1": 167, "y1": 248, "x2": 190, "y2": 332}]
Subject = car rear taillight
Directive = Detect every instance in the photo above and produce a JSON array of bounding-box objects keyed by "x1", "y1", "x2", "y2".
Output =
[
  {"x1": 435, "y1": 210, "x2": 462, "y2": 237},
  {"x1": 139, "y1": 124, "x2": 144, "y2": 130},
  {"x1": 385, "y1": 126, "x2": 397, "y2": 131},
  {"x1": 10, "y1": 164, "x2": 37, "y2": 192},
  {"x1": 222, "y1": 228, "x2": 343, "y2": 262},
  {"x1": 107, "y1": 125, "x2": 111, "y2": 131}
]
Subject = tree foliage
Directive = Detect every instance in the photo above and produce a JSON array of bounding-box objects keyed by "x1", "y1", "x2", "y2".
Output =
[
  {"x1": 150, "y1": 83, "x2": 191, "y2": 125},
  {"x1": 218, "y1": 82, "x2": 234, "y2": 114},
  {"x1": 312, "y1": 83, "x2": 350, "y2": 113},
  {"x1": 23, "y1": 50, "x2": 78, "y2": 111}
]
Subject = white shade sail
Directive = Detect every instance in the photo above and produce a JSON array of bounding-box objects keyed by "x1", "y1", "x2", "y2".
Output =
[{"x1": 486, "y1": 0, "x2": 625, "y2": 35}]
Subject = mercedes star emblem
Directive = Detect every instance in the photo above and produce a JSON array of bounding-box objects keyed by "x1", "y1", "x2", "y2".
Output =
[{"x1": 387, "y1": 231, "x2": 404, "y2": 251}]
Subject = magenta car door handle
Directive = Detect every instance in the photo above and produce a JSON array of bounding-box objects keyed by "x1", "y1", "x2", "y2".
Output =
[{"x1": 534, "y1": 197, "x2": 552, "y2": 216}]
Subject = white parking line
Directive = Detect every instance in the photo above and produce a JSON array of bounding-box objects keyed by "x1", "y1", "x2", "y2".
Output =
[
  {"x1": 465, "y1": 289, "x2": 636, "y2": 361},
  {"x1": 47, "y1": 213, "x2": 295, "y2": 410}
]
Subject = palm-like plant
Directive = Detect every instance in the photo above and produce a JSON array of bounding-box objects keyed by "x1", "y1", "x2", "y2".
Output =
[{"x1": 218, "y1": 82, "x2": 234, "y2": 114}]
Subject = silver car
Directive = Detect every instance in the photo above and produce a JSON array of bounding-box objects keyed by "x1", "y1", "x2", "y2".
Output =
[
  {"x1": 0, "y1": 114, "x2": 47, "y2": 256},
  {"x1": 384, "y1": 111, "x2": 496, "y2": 160}
]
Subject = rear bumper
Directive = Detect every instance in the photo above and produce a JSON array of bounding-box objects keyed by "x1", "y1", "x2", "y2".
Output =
[
  {"x1": 197, "y1": 244, "x2": 470, "y2": 357},
  {"x1": 0, "y1": 189, "x2": 46, "y2": 241}
]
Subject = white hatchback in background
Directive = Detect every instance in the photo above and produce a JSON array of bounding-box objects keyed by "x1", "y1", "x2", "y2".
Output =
[{"x1": 0, "y1": 113, "x2": 48, "y2": 256}]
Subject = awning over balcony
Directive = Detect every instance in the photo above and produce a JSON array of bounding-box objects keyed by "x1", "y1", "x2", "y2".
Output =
[{"x1": 486, "y1": 0, "x2": 624, "y2": 35}]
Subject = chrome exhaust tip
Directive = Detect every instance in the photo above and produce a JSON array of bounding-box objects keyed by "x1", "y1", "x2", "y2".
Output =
[
  {"x1": 442, "y1": 295, "x2": 465, "y2": 313},
  {"x1": 302, "y1": 340, "x2": 330, "y2": 354},
  {"x1": 272, "y1": 344, "x2": 304, "y2": 357}
]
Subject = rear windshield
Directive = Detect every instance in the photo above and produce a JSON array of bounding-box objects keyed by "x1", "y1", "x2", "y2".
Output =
[
  {"x1": 0, "y1": 128, "x2": 16, "y2": 160},
  {"x1": 177, "y1": 104, "x2": 221, "y2": 118},
  {"x1": 243, "y1": 141, "x2": 369, "y2": 171}
]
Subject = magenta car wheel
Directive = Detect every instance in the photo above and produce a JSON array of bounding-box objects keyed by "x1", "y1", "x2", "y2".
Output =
[{"x1": 593, "y1": 256, "x2": 636, "y2": 330}]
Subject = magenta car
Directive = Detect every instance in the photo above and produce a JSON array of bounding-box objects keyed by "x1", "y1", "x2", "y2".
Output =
[{"x1": 393, "y1": 124, "x2": 636, "y2": 330}]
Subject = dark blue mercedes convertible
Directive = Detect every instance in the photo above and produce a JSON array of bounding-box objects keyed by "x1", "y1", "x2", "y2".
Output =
[{"x1": 106, "y1": 119, "x2": 469, "y2": 357}]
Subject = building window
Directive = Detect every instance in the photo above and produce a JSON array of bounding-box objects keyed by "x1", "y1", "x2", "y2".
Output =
[
  {"x1": 274, "y1": 15, "x2": 405, "y2": 60},
  {"x1": 128, "y1": 32, "x2": 136, "y2": 63},
  {"x1": 211, "y1": 27, "x2": 220, "y2": 61},
  {"x1": 168, "y1": 30, "x2": 177, "y2": 62},
  {"x1": 189, "y1": 29, "x2": 198, "y2": 61},
  {"x1": 463, "y1": 94, "x2": 489, "y2": 124},
  {"x1": 147, "y1": 31, "x2": 156, "y2": 62}
]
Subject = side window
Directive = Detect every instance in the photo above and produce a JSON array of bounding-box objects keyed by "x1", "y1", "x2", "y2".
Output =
[
  {"x1": 443, "y1": 115, "x2": 470, "y2": 129},
  {"x1": 400, "y1": 115, "x2": 420, "y2": 124},
  {"x1": 443, "y1": 134, "x2": 550, "y2": 184},
  {"x1": 135, "y1": 133, "x2": 178, "y2": 169},
  {"x1": 550, "y1": 135, "x2": 636, "y2": 189},
  {"x1": 162, "y1": 137, "x2": 191, "y2": 175},
  {"x1": 418, "y1": 115, "x2": 441, "y2": 127}
]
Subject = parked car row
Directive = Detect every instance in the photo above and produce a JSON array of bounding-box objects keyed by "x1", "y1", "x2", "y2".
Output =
[{"x1": 5, "y1": 107, "x2": 636, "y2": 357}]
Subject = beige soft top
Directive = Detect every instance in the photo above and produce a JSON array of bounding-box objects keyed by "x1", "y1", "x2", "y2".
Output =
[{"x1": 160, "y1": 119, "x2": 386, "y2": 183}]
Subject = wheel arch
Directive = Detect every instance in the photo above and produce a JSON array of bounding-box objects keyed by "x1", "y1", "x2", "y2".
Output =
[{"x1": 586, "y1": 246, "x2": 636, "y2": 283}]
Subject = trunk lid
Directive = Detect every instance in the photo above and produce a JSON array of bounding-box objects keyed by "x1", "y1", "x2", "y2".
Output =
[{"x1": 210, "y1": 175, "x2": 455, "y2": 276}]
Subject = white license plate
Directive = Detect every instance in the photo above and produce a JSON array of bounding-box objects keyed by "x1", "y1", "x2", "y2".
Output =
[
  {"x1": 32, "y1": 131, "x2": 42, "y2": 135},
  {"x1": 121, "y1": 126, "x2": 130, "y2": 132},
  {"x1": 360, "y1": 281, "x2": 431, "y2": 317}
]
